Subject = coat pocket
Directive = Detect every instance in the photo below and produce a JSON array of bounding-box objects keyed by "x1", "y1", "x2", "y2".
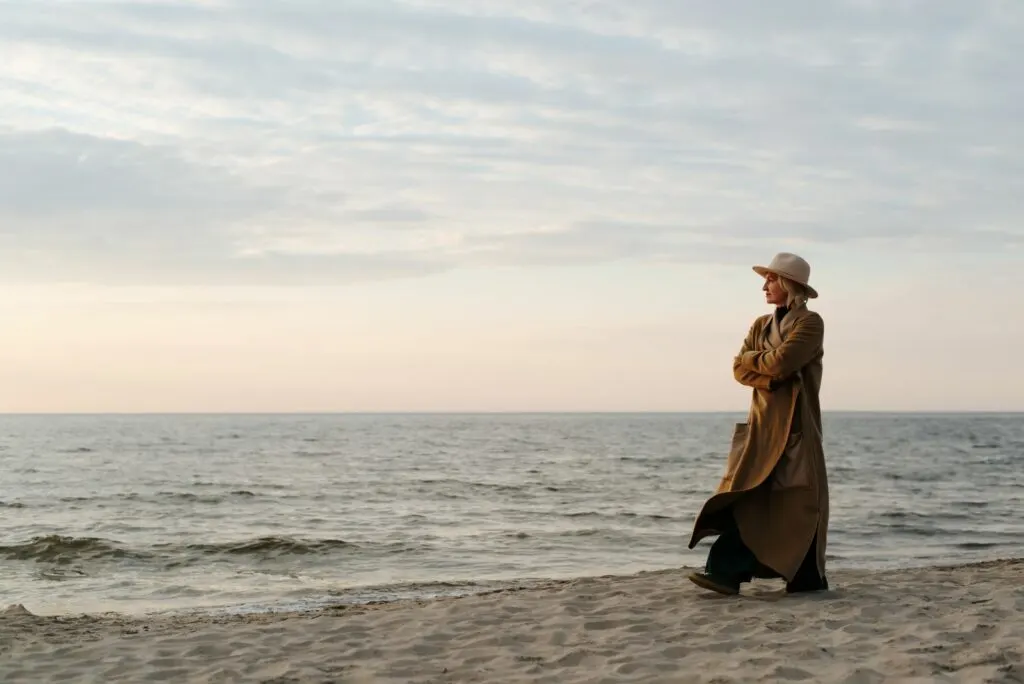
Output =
[
  {"x1": 772, "y1": 431, "x2": 810, "y2": 490},
  {"x1": 722, "y1": 422, "x2": 749, "y2": 482}
]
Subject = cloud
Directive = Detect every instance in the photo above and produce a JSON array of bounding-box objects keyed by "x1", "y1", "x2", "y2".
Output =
[
  {"x1": 349, "y1": 205, "x2": 433, "y2": 224},
  {"x1": 0, "y1": 129, "x2": 267, "y2": 219},
  {"x1": 0, "y1": 0, "x2": 1020, "y2": 285}
]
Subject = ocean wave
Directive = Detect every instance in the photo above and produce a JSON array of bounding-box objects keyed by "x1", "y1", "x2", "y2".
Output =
[
  {"x1": 562, "y1": 511, "x2": 675, "y2": 522},
  {"x1": 878, "y1": 510, "x2": 975, "y2": 522},
  {"x1": 0, "y1": 535, "x2": 151, "y2": 564},
  {"x1": 956, "y1": 541, "x2": 1008, "y2": 550},
  {"x1": 417, "y1": 479, "x2": 528, "y2": 494},
  {"x1": 57, "y1": 490, "x2": 263, "y2": 506},
  {"x1": 502, "y1": 527, "x2": 670, "y2": 543},
  {"x1": 0, "y1": 534, "x2": 423, "y2": 568},
  {"x1": 182, "y1": 536, "x2": 359, "y2": 557},
  {"x1": 188, "y1": 481, "x2": 291, "y2": 490},
  {"x1": 37, "y1": 566, "x2": 89, "y2": 581},
  {"x1": 146, "y1": 491, "x2": 259, "y2": 503}
]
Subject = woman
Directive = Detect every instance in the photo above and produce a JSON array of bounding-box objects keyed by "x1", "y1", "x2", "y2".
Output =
[{"x1": 687, "y1": 252, "x2": 829, "y2": 595}]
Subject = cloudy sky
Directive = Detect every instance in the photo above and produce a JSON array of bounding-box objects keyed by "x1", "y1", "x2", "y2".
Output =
[{"x1": 1, "y1": 0, "x2": 1021, "y2": 412}]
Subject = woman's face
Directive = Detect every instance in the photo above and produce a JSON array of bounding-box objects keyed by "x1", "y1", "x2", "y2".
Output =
[{"x1": 762, "y1": 273, "x2": 787, "y2": 306}]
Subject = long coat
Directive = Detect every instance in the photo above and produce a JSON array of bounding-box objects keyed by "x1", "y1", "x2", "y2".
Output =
[{"x1": 688, "y1": 304, "x2": 829, "y2": 582}]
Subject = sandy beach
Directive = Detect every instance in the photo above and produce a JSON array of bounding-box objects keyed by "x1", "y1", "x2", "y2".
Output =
[{"x1": 1, "y1": 559, "x2": 1020, "y2": 683}]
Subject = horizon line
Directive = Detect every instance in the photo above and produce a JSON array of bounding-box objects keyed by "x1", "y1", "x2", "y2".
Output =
[{"x1": 1, "y1": 410, "x2": 1021, "y2": 416}]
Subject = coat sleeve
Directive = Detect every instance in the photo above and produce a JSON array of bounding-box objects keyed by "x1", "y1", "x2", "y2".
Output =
[
  {"x1": 739, "y1": 312, "x2": 823, "y2": 378},
  {"x1": 733, "y1": 317, "x2": 773, "y2": 389}
]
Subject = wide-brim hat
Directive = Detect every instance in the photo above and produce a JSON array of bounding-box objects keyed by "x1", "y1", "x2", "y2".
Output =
[{"x1": 753, "y1": 252, "x2": 818, "y2": 298}]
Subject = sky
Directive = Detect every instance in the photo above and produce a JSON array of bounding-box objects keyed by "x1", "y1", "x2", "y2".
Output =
[{"x1": 1, "y1": 0, "x2": 1021, "y2": 413}]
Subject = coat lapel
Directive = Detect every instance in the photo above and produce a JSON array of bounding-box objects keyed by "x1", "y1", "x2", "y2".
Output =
[
  {"x1": 766, "y1": 305, "x2": 808, "y2": 349},
  {"x1": 764, "y1": 309, "x2": 786, "y2": 349}
]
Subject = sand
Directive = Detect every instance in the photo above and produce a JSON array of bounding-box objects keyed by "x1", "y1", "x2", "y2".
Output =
[{"x1": 1, "y1": 559, "x2": 1021, "y2": 683}]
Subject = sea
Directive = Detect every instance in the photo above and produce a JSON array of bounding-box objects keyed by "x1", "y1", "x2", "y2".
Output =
[{"x1": 0, "y1": 413, "x2": 1020, "y2": 617}]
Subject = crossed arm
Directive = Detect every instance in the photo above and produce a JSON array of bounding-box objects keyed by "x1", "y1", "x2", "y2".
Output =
[
  {"x1": 733, "y1": 318, "x2": 773, "y2": 389},
  {"x1": 732, "y1": 313, "x2": 824, "y2": 389}
]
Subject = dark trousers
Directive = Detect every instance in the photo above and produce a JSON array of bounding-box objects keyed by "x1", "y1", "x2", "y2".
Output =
[
  {"x1": 704, "y1": 511, "x2": 760, "y2": 584},
  {"x1": 704, "y1": 509, "x2": 826, "y2": 591}
]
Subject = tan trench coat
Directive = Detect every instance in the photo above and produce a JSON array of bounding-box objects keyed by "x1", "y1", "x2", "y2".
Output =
[{"x1": 688, "y1": 304, "x2": 829, "y2": 582}]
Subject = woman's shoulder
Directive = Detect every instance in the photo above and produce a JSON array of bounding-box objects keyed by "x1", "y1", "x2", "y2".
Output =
[
  {"x1": 795, "y1": 307, "x2": 824, "y2": 325},
  {"x1": 789, "y1": 308, "x2": 824, "y2": 338}
]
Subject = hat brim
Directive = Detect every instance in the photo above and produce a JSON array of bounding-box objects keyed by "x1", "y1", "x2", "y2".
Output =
[{"x1": 753, "y1": 265, "x2": 818, "y2": 298}]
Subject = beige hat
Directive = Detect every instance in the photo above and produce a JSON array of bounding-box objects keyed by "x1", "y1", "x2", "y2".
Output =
[{"x1": 753, "y1": 252, "x2": 818, "y2": 298}]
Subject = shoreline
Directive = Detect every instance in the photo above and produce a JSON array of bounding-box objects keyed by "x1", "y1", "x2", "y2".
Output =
[
  {"x1": 3, "y1": 557, "x2": 1021, "y2": 682},
  {"x1": 9, "y1": 551, "x2": 1018, "y2": 621}
]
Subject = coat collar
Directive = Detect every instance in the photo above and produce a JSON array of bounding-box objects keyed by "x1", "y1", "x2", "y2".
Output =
[{"x1": 766, "y1": 304, "x2": 810, "y2": 344}]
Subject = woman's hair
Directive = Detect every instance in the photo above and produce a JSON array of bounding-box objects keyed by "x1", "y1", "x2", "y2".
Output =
[{"x1": 779, "y1": 276, "x2": 810, "y2": 309}]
